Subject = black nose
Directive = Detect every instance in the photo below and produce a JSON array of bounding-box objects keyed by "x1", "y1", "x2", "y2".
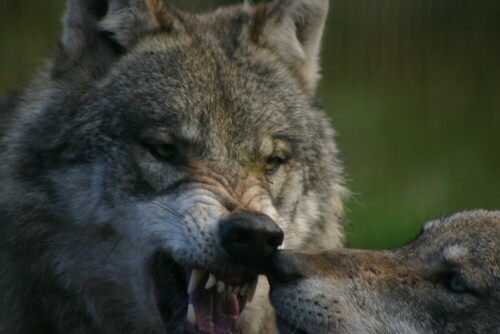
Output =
[
  {"x1": 266, "y1": 251, "x2": 303, "y2": 287},
  {"x1": 219, "y1": 212, "x2": 284, "y2": 266}
]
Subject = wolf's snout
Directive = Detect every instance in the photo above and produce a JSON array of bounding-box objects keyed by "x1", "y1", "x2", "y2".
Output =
[
  {"x1": 266, "y1": 251, "x2": 303, "y2": 287},
  {"x1": 219, "y1": 212, "x2": 284, "y2": 266}
]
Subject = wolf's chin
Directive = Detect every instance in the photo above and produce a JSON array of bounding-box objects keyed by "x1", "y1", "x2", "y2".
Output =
[{"x1": 152, "y1": 253, "x2": 258, "y2": 334}]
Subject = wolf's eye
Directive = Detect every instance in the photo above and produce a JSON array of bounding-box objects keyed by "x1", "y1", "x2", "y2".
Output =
[
  {"x1": 148, "y1": 143, "x2": 179, "y2": 162},
  {"x1": 445, "y1": 272, "x2": 469, "y2": 293},
  {"x1": 265, "y1": 156, "x2": 285, "y2": 175}
]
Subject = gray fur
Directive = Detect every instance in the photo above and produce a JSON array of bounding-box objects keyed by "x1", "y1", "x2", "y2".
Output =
[
  {"x1": 269, "y1": 210, "x2": 500, "y2": 333},
  {"x1": 0, "y1": 0, "x2": 346, "y2": 333}
]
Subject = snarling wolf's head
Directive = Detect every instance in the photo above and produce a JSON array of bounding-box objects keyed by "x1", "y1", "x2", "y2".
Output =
[
  {"x1": 267, "y1": 210, "x2": 500, "y2": 334},
  {"x1": 0, "y1": 1, "x2": 346, "y2": 333}
]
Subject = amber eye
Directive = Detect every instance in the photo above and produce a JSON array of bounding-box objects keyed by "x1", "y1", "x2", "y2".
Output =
[
  {"x1": 148, "y1": 143, "x2": 178, "y2": 162},
  {"x1": 265, "y1": 156, "x2": 285, "y2": 175}
]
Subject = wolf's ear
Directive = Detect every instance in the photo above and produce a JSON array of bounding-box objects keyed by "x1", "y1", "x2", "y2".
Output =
[
  {"x1": 252, "y1": 0, "x2": 329, "y2": 95},
  {"x1": 62, "y1": 0, "x2": 177, "y2": 58}
]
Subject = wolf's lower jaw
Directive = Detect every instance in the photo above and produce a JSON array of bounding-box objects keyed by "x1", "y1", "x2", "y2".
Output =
[{"x1": 154, "y1": 254, "x2": 258, "y2": 334}]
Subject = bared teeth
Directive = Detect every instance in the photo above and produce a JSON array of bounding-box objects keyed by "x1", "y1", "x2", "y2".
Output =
[
  {"x1": 235, "y1": 311, "x2": 245, "y2": 330},
  {"x1": 205, "y1": 273, "x2": 217, "y2": 290},
  {"x1": 217, "y1": 280, "x2": 225, "y2": 293},
  {"x1": 187, "y1": 304, "x2": 196, "y2": 326},
  {"x1": 247, "y1": 277, "x2": 259, "y2": 302},
  {"x1": 188, "y1": 269, "x2": 206, "y2": 294},
  {"x1": 188, "y1": 269, "x2": 257, "y2": 301}
]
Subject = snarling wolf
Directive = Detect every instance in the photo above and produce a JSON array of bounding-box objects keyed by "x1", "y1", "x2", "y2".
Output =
[
  {"x1": 267, "y1": 210, "x2": 500, "y2": 333},
  {"x1": 0, "y1": 0, "x2": 347, "y2": 333}
]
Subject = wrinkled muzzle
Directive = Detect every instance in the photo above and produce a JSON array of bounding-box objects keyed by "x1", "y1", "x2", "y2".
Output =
[{"x1": 139, "y1": 189, "x2": 284, "y2": 334}]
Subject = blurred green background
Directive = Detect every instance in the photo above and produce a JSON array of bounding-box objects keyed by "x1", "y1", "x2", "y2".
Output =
[{"x1": 1, "y1": 1, "x2": 499, "y2": 249}]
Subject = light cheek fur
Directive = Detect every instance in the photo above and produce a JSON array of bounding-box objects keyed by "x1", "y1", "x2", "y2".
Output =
[{"x1": 273, "y1": 277, "x2": 434, "y2": 334}]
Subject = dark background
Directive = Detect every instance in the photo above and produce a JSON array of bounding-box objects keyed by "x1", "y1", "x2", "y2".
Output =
[{"x1": 1, "y1": 0, "x2": 498, "y2": 249}]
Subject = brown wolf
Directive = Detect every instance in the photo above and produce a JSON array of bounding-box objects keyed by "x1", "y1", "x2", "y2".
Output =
[
  {"x1": 0, "y1": 0, "x2": 346, "y2": 333},
  {"x1": 267, "y1": 210, "x2": 500, "y2": 333}
]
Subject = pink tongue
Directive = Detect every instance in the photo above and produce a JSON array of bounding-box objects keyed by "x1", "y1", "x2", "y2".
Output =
[{"x1": 190, "y1": 288, "x2": 239, "y2": 334}]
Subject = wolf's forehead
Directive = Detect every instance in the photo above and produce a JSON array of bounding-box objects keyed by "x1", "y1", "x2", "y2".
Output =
[{"x1": 109, "y1": 47, "x2": 303, "y2": 133}]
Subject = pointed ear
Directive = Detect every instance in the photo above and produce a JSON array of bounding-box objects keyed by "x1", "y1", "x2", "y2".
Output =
[
  {"x1": 252, "y1": 0, "x2": 329, "y2": 95},
  {"x1": 62, "y1": 0, "x2": 178, "y2": 58}
]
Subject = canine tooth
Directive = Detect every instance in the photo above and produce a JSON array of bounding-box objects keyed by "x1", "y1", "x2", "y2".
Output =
[
  {"x1": 227, "y1": 285, "x2": 233, "y2": 293},
  {"x1": 187, "y1": 304, "x2": 196, "y2": 326},
  {"x1": 217, "y1": 281, "x2": 225, "y2": 293},
  {"x1": 235, "y1": 311, "x2": 245, "y2": 330},
  {"x1": 188, "y1": 269, "x2": 206, "y2": 294},
  {"x1": 233, "y1": 286, "x2": 240, "y2": 295},
  {"x1": 205, "y1": 273, "x2": 217, "y2": 290},
  {"x1": 240, "y1": 284, "x2": 249, "y2": 296},
  {"x1": 247, "y1": 277, "x2": 259, "y2": 302}
]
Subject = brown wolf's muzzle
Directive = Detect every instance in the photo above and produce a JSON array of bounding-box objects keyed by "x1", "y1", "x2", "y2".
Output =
[
  {"x1": 266, "y1": 251, "x2": 304, "y2": 286},
  {"x1": 266, "y1": 249, "x2": 390, "y2": 288}
]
